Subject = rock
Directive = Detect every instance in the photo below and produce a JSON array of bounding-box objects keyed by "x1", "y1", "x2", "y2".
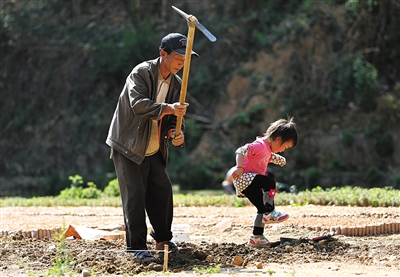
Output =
[
  {"x1": 148, "y1": 264, "x2": 163, "y2": 271},
  {"x1": 81, "y1": 269, "x2": 90, "y2": 277},
  {"x1": 231, "y1": 256, "x2": 244, "y2": 266},
  {"x1": 318, "y1": 240, "x2": 327, "y2": 245},
  {"x1": 285, "y1": 245, "x2": 293, "y2": 252}
]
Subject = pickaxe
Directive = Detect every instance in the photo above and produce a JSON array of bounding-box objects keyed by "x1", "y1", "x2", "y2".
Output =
[{"x1": 172, "y1": 5, "x2": 217, "y2": 135}]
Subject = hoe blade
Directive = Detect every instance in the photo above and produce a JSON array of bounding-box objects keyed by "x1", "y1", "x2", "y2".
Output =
[{"x1": 172, "y1": 5, "x2": 217, "y2": 42}]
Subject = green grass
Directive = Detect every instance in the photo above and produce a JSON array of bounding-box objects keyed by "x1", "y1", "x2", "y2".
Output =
[
  {"x1": 1, "y1": 187, "x2": 399, "y2": 207},
  {"x1": 193, "y1": 264, "x2": 221, "y2": 274}
]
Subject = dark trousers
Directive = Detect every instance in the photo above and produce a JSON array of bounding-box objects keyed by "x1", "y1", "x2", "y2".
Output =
[
  {"x1": 243, "y1": 174, "x2": 276, "y2": 235},
  {"x1": 112, "y1": 150, "x2": 173, "y2": 251},
  {"x1": 242, "y1": 174, "x2": 276, "y2": 214}
]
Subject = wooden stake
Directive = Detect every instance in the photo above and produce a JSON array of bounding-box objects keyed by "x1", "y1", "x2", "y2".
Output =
[{"x1": 163, "y1": 244, "x2": 169, "y2": 272}]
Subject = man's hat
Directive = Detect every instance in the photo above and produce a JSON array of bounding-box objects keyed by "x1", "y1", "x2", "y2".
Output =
[{"x1": 160, "y1": 33, "x2": 199, "y2": 57}]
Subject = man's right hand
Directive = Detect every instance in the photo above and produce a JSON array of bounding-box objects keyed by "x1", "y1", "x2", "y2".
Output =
[{"x1": 170, "y1": 102, "x2": 188, "y2": 117}]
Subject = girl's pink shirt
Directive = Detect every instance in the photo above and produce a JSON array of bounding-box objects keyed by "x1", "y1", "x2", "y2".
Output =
[{"x1": 243, "y1": 136, "x2": 272, "y2": 175}]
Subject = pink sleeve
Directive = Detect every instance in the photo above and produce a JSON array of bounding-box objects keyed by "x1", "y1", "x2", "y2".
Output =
[{"x1": 247, "y1": 140, "x2": 263, "y2": 156}]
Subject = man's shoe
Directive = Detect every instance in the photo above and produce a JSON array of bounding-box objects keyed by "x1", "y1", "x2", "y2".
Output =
[{"x1": 133, "y1": 250, "x2": 155, "y2": 263}]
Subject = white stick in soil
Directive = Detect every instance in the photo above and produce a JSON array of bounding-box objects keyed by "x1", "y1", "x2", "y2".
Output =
[{"x1": 163, "y1": 244, "x2": 169, "y2": 272}]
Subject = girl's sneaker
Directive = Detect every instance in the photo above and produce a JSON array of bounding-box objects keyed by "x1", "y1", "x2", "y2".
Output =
[
  {"x1": 262, "y1": 209, "x2": 289, "y2": 224},
  {"x1": 248, "y1": 235, "x2": 271, "y2": 248}
]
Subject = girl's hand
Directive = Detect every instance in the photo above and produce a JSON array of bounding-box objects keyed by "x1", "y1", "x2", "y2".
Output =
[{"x1": 232, "y1": 167, "x2": 243, "y2": 180}]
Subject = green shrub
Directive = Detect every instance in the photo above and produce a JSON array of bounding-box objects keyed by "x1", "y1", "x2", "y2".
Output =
[
  {"x1": 58, "y1": 185, "x2": 84, "y2": 199},
  {"x1": 330, "y1": 57, "x2": 354, "y2": 110},
  {"x1": 229, "y1": 112, "x2": 251, "y2": 127},
  {"x1": 363, "y1": 120, "x2": 375, "y2": 139},
  {"x1": 363, "y1": 166, "x2": 384, "y2": 185},
  {"x1": 248, "y1": 103, "x2": 266, "y2": 122},
  {"x1": 92, "y1": 20, "x2": 158, "y2": 80},
  {"x1": 80, "y1": 182, "x2": 102, "y2": 199},
  {"x1": 353, "y1": 53, "x2": 379, "y2": 112},
  {"x1": 293, "y1": 151, "x2": 312, "y2": 169},
  {"x1": 375, "y1": 133, "x2": 394, "y2": 157},
  {"x1": 104, "y1": 178, "x2": 120, "y2": 197},
  {"x1": 58, "y1": 175, "x2": 102, "y2": 199},
  {"x1": 184, "y1": 118, "x2": 203, "y2": 152},
  {"x1": 305, "y1": 167, "x2": 321, "y2": 188},
  {"x1": 393, "y1": 172, "x2": 400, "y2": 190},
  {"x1": 340, "y1": 128, "x2": 354, "y2": 147},
  {"x1": 328, "y1": 156, "x2": 347, "y2": 171}
]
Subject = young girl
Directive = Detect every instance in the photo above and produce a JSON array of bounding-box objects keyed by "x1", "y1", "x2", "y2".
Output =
[{"x1": 232, "y1": 117, "x2": 298, "y2": 247}]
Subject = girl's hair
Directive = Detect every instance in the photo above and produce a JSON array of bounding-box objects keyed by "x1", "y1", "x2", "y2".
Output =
[{"x1": 264, "y1": 117, "x2": 298, "y2": 147}]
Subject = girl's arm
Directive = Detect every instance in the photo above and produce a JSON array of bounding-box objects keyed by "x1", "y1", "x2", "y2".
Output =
[
  {"x1": 271, "y1": 153, "x2": 286, "y2": 167},
  {"x1": 232, "y1": 144, "x2": 248, "y2": 180}
]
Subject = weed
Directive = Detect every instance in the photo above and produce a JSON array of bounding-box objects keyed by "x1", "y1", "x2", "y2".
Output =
[
  {"x1": 193, "y1": 264, "x2": 221, "y2": 274},
  {"x1": 28, "y1": 228, "x2": 76, "y2": 276},
  {"x1": 139, "y1": 271, "x2": 170, "y2": 276}
]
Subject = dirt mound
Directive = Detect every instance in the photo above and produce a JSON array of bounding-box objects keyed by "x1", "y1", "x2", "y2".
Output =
[
  {"x1": 1, "y1": 206, "x2": 399, "y2": 276},
  {"x1": 1, "y1": 232, "x2": 399, "y2": 276}
]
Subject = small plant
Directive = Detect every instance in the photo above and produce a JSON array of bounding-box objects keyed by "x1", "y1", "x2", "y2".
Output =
[
  {"x1": 193, "y1": 264, "x2": 221, "y2": 274},
  {"x1": 139, "y1": 271, "x2": 170, "y2": 276},
  {"x1": 233, "y1": 198, "x2": 245, "y2": 207},
  {"x1": 267, "y1": 268, "x2": 276, "y2": 275},
  {"x1": 28, "y1": 228, "x2": 76, "y2": 277}
]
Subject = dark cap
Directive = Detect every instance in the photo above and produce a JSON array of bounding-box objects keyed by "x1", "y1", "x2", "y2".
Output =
[{"x1": 159, "y1": 33, "x2": 199, "y2": 57}]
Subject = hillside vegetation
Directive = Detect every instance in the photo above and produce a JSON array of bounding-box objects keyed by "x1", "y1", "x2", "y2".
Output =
[{"x1": 1, "y1": 0, "x2": 399, "y2": 196}]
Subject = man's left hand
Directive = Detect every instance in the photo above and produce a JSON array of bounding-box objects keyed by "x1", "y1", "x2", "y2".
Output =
[{"x1": 172, "y1": 131, "x2": 184, "y2": 146}]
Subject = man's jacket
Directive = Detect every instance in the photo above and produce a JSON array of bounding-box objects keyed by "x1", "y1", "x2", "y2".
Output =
[{"x1": 106, "y1": 57, "x2": 184, "y2": 165}]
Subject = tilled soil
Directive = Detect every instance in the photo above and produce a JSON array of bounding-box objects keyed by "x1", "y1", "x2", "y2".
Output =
[{"x1": 1, "y1": 205, "x2": 400, "y2": 277}]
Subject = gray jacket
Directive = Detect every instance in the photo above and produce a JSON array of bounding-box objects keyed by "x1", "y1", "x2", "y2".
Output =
[{"x1": 106, "y1": 57, "x2": 184, "y2": 165}]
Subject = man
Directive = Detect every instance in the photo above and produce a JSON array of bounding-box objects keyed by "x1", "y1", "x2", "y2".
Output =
[{"x1": 106, "y1": 33, "x2": 198, "y2": 262}]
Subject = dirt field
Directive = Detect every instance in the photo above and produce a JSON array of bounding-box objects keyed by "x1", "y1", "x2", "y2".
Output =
[{"x1": 1, "y1": 205, "x2": 400, "y2": 277}]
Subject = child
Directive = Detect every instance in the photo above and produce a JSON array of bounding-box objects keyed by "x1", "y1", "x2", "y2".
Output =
[{"x1": 232, "y1": 117, "x2": 298, "y2": 247}]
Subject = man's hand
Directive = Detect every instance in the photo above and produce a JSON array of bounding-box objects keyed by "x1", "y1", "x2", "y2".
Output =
[
  {"x1": 160, "y1": 103, "x2": 189, "y2": 119},
  {"x1": 170, "y1": 102, "x2": 189, "y2": 117},
  {"x1": 171, "y1": 131, "x2": 184, "y2": 146}
]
